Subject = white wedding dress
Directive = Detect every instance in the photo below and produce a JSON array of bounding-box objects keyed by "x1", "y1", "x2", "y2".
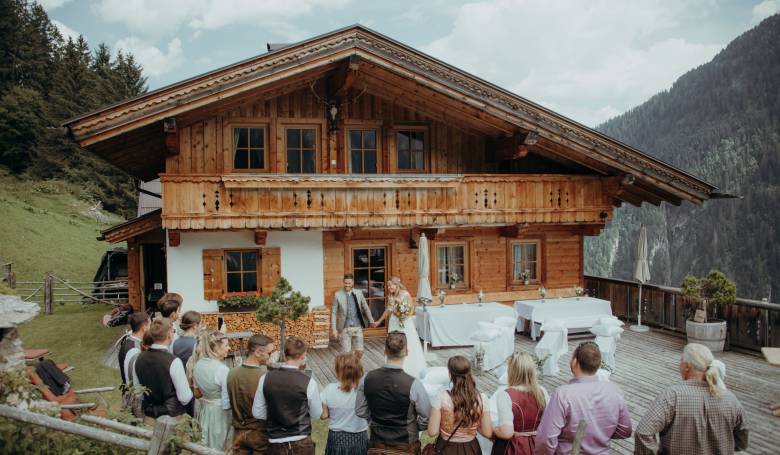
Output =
[{"x1": 387, "y1": 292, "x2": 427, "y2": 378}]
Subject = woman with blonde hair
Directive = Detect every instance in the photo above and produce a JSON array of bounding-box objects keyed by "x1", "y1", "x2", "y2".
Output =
[
  {"x1": 491, "y1": 352, "x2": 548, "y2": 455},
  {"x1": 191, "y1": 329, "x2": 233, "y2": 450},
  {"x1": 428, "y1": 356, "x2": 492, "y2": 454},
  {"x1": 374, "y1": 276, "x2": 427, "y2": 377},
  {"x1": 321, "y1": 352, "x2": 369, "y2": 454}
]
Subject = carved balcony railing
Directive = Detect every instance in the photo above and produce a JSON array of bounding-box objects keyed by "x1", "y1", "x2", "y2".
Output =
[{"x1": 160, "y1": 174, "x2": 614, "y2": 230}]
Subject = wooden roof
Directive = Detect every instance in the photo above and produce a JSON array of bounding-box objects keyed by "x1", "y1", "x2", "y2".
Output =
[
  {"x1": 98, "y1": 208, "x2": 162, "y2": 243},
  {"x1": 63, "y1": 25, "x2": 716, "y2": 204}
]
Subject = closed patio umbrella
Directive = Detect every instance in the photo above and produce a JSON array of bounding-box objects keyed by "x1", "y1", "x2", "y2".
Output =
[
  {"x1": 417, "y1": 233, "x2": 435, "y2": 358},
  {"x1": 631, "y1": 224, "x2": 651, "y2": 332}
]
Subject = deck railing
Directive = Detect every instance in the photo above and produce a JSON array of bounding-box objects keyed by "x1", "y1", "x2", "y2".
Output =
[
  {"x1": 160, "y1": 173, "x2": 614, "y2": 230},
  {"x1": 585, "y1": 275, "x2": 780, "y2": 352}
]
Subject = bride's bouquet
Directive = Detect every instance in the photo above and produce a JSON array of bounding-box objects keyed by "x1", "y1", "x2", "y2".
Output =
[{"x1": 390, "y1": 296, "x2": 413, "y2": 328}]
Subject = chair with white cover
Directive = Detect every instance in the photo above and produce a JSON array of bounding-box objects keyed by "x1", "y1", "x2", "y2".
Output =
[
  {"x1": 534, "y1": 320, "x2": 568, "y2": 376},
  {"x1": 493, "y1": 316, "x2": 517, "y2": 355},
  {"x1": 591, "y1": 316, "x2": 624, "y2": 371},
  {"x1": 419, "y1": 366, "x2": 451, "y2": 404},
  {"x1": 470, "y1": 321, "x2": 511, "y2": 370}
]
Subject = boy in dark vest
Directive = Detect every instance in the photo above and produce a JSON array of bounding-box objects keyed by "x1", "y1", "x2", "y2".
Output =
[
  {"x1": 251, "y1": 337, "x2": 323, "y2": 455},
  {"x1": 118, "y1": 312, "x2": 149, "y2": 386},
  {"x1": 134, "y1": 318, "x2": 193, "y2": 426},
  {"x1": 356, "y1": 331, "x2": 432, "y2": 454},
  {"x1": 228, "y1": 334, "x2": 275, "y2": 455}
]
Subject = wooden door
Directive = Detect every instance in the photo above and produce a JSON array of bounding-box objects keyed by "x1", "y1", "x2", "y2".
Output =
[{"x1": 352, "y1": 246, "x2": 388, "y2": 337}]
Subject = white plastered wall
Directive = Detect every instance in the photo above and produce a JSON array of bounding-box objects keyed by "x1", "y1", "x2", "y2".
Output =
[{"x1": 166, "y1": 230, "x2": 325, "y2": 312}]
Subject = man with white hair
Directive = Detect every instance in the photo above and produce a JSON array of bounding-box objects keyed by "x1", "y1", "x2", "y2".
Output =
[{"x1": 634, "y1": 343, "x2": 749, "y2": 454}]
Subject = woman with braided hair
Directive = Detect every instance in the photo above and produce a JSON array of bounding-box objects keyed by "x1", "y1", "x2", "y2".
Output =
[{"x1": 191, "y1": 329, "x2": 233, "y2": 450}]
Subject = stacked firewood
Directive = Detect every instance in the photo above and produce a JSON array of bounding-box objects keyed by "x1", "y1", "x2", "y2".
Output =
[{"x1": 201, "y1": 307, "x2": 330, "y2": 349}]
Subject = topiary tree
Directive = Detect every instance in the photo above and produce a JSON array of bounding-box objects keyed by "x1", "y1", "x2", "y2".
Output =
[
  {"x1": 255, "y1": 277, "x2": 310, "y2": 361},
  {"x1": 681, "y1": 270, "x2": 737, "y2": 322}
]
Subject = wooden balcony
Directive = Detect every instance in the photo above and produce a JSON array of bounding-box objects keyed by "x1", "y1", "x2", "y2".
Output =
[{"x1": 160, "y1": 174, "x2": 615, "y2": 230}]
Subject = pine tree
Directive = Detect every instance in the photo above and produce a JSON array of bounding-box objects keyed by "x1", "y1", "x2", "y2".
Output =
[{"x1": 0, "y1": 86, "x2": 45, "y2": 172}]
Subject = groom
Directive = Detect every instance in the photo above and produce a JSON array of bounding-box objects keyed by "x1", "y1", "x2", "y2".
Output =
[
  {"x1": 331, "y1": 273, "x2": 376, "y2": 360},
  {"x1": 356, "y1": 331, "x2": 432, "y2": 454}
]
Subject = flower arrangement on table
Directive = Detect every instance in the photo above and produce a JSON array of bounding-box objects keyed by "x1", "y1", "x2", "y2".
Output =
[
  {"x1": 389, "y1": 295, "x2": 414, "y2": 328},
  {"x1": 217, "y1": 291, "x2": 262, "y2": 312},
  {"x1": 574, "y1": 286, "x2": 584, "y2": 299},
  {"x1": 539, "y1": 286, "x2": 547, "y2": 300}
]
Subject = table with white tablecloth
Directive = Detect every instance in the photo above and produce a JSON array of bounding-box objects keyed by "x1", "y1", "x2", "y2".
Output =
[
  {"x1": 415, "y1": 302, "x2": 517, "y2": 347},
  {"x1": 514, "y1": 297, "x2": 612, "y2": 340}
]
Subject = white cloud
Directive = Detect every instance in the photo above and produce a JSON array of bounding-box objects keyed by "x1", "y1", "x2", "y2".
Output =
[
  {"x1": 93, "y1": 0, "x2": 350, "y2": 41},
  {"x1": 52, "y1": 19, "x2": 80, "y2": 42},
  {"x1": 424, "y1": 0, "x2": 724, "y2": 126},
  {"x1": 38, "y1": 0, "x2": 71, "y2": 9},
  {"x1": 114, "y1": 37, "x2": 184, "y2": 77},
  {"x1": 752, "y1": 0, "x2": 780, "y2": 23}
]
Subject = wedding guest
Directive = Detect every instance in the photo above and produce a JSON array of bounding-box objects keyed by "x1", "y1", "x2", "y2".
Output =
[
  {"x1": 118, "y1": 312, "x2": 149, "y2": 385},
  {"x1": 331, "y1": 273, "x2": 376, "y2": 359},
  {"x1": 228, "y1": 334, "x2": 275, "y2": 455},
  {"x1": 491, "y1": 352, "x2": 548, "y2": 455},
  {"x1": 355, "y1": 331, "x2": 432, "y2": 454},
  {"x1": 427, "y1": 356, "x2": 492, "y2": 455},
  {"x1": 160, "y1": 299, "x2": 182, "y2": 351},
  {"x1": 172, "y1": 310, "x2": 201, "y2": 366},
  {"x1": 123, "y1": 331, "x2": 153, "y2": 418},
  {"x1": 133, "y1": 318, "x2": 193, "y2": 426},
  {"x1": 535, "y1": 341, "x2": 632, "y2": 454},
  {"x1": 321, "y1": 352, "x2": 369, "y2": 454},
  {"x1": 634, "y1": 343, "x2": 749, "y2": 454},
  {"x1": 252, "y1": 337, "x2": 323, "y2": 455},
  {"x1": 190, "y1": 330, "x2": 232, "y2": 450}
]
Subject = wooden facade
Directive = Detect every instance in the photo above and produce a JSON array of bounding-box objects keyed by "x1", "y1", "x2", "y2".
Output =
[{"x1": 73, "y1": 26, "x2": 716, "y2": 316}]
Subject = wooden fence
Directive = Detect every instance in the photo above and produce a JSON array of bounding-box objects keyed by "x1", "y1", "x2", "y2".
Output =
[
  {"x1": 4, "y1": 263, "x2": 127, "y2": 314},
  {"x1": 585, "y1": 275, "x2": 780, "y2": 352},
  {"x1": 0, "y1": 404, "x2": 223, "y2": 455}
]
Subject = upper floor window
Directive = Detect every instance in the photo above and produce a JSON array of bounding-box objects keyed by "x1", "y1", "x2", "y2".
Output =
[
  {"x1": 396, "y1": 130, "x2": 425, "y2": 172},
  {"x1": 511, "y1": 240, "x2": 539, "y2": 284},
  {"x1": 225, "y1": 250, "x2": 259, "y2": 293},
  {"x1": 286, "y1": 127, "x2": 317, "y2": 173},
  {"x1": 349, "y1": 129, "x2": 378, "y2": 174},
  {"x1": 233, "y1": 127, "x2": 266, "y2": 170}
]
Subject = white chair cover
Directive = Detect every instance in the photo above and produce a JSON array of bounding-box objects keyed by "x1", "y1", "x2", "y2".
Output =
[
  {"x1": 534, "y1": 322, "x2": 568, "y2": 376},
  {"x1": 595, "y1": 335, "x2": 617, "y2": 370},
  {"x1": 470, "y1": 324, "x2": 513, "y2": 371},
  {"x1": 493, "y1": 317, "x2": 517, "y2": 356}
]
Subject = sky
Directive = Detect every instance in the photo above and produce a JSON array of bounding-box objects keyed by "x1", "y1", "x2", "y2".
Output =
[{"x1": 41, "y1": 0, "x2": 779, "y2": 127}]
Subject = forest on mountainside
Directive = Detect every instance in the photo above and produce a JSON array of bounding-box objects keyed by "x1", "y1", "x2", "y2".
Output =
[
  {"x1": 585, "y1": 14, "x2": 780, "y2": 301},
  {"x1": 0, "y1": 0, "x2": 146, "y2": 217}
]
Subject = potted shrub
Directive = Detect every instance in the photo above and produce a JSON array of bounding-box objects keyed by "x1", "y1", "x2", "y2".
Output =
[
  {"x1": 218, "y1": 292, "x2": 262, "y2": 313},
  {"x1": 256, "y1": 277, "x2": 310, "y2": 361},
  {"x1": 681, "y1": 270, "x2": 736, "y2": 352}
]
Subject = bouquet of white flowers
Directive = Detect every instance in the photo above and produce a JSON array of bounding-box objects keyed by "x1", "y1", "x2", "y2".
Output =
[{"x1": 390, "y1": 295, "x2": 413, "y2": 328}]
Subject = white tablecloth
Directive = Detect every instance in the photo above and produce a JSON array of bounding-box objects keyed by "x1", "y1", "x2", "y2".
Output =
[
  {"x1": 514, "y1": 297, "x2": 612, "y2": 340},
  {"x1": 416, "y1": 302, "x2": 517, "y2": 347}
]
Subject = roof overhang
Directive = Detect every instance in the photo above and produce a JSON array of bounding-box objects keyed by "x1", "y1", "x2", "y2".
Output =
[
  {"x1": 99, "y1": 208, "x2": 162, "y2": 243},
  {"x1": 64, "y1": 25, "x2": 716, "y2": 205}
]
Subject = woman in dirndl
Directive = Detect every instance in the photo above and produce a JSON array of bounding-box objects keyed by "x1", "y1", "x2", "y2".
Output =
[{"x1": 321, "y1": 352, "x2": 369, "y2": 454}]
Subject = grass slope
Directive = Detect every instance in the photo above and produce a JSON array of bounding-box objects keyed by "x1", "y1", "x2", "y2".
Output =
[{"x1": 0, "y1": 172, "x2": 123, "y2": 282}]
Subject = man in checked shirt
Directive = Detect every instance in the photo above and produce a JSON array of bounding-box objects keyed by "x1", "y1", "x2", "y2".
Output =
[{"x1": 634, "y1": 343, "x2": 749, "y2": 454}]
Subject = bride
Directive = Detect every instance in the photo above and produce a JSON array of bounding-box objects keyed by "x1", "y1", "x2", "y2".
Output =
[{"x1": 375, "y1": 276, "x2": 427, "y2": 378}]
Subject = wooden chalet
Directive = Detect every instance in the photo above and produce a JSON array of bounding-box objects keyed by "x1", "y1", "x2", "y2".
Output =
[{"x1": 65, "y1": 25, "x2": 716, "y2": 332}]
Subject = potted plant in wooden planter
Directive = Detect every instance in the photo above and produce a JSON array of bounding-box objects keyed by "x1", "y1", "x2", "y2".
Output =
[
  {"x1": 218, "y1": 292, "x2": 262, "y2": 313},
  {"x1": 681, "y1": 270, "x2": 736, "y2": 353},
  {"x1": 256, "y1": 277, "x2": 310, "y2": 361}
]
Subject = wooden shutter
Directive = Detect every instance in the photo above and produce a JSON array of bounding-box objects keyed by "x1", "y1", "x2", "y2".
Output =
[
  {"x1": 260, "y1": 247, "x2": 281, "y2": 295},
  {"x1": 202, "y1": 249, "x2": 225, "y2": 300}
]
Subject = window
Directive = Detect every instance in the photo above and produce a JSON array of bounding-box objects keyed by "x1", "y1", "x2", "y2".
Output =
[
  {"x1": 396, "y1": 130, "x2": 425, "y2": 171},
  {"x1": 225, "y1": 250, "x2": 259, "y2": 293},
  {"x1": 511, "y1": 241, "x2": 539, "y2": 284},
  {"x1": 286, "y1": 127, "x2": 317, "y2": 173},
  {"x1": 233, "y1": 127, "x2": 265, "y2": 170},
  {"x1": 349, "y1": 129, "x2": 377, "y2": 174},
  {"x1": 437, "y1": 243, "x2": 467, "y2": 289}
]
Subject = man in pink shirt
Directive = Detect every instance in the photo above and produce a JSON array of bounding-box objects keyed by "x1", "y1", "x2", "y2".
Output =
[{"x1": 535, "y1": 341, "x2": 632, "y2": 454}]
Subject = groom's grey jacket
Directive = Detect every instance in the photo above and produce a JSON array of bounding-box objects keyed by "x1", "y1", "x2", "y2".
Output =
[{"x1": 331, "y1": 289, "x2": 375, "y2": 332}]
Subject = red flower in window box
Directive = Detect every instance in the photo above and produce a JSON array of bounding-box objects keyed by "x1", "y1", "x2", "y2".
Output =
[{"x1": 218, "y1": 291, "x2": 262, "y2": 313}]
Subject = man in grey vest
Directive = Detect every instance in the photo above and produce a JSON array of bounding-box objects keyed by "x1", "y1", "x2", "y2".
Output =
[
  {"x1": 252, "y1": 337, "x2": 323, "y2": 455},
  {"x1": 331, "y1": 273, "x2": 376, "y2": 359},
  {"x1": 355, "y1": 331, "x2": 432, "y2": 454}
]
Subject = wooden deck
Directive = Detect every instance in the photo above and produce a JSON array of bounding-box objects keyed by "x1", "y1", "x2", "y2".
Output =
[{"x1": 301, "y1": 328, "x2": 780, "y2": 454}]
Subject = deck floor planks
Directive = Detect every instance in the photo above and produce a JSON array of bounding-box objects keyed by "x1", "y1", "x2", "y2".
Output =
[{"x1": 298, "y1": 328, "x2": 780, "y2": 454}]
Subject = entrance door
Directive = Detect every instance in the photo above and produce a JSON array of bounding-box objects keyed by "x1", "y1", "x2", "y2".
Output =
[
  {"x1": 142, "y1": 243, "x2": 167, "y2": 311},
  {"x1": 352, "y1": 246, "x2": 387, "y2": 335}
]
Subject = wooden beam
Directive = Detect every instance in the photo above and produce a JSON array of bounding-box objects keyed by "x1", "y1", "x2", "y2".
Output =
[
  {"x1": 168, "y1": 230, "x2": 181, "y2": 247},
  {"x1": 492, "y1": 132, "x2": 541, "y2": 161},
  {"x1": 335, "y1": 228, "x2": 354, "y2": 242},
  {"x1": 330, "y1": 55, "x2": 362, "y2": 98},
  {"x1": 500, "y1": 223, "x2": 530, "y2": 238},
  {"x1": 254, "y1": 230, "x2": 268, "y2": 245},
  {"x1": 410, "y1": 227, "x2": 443, "y2": 248}
]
